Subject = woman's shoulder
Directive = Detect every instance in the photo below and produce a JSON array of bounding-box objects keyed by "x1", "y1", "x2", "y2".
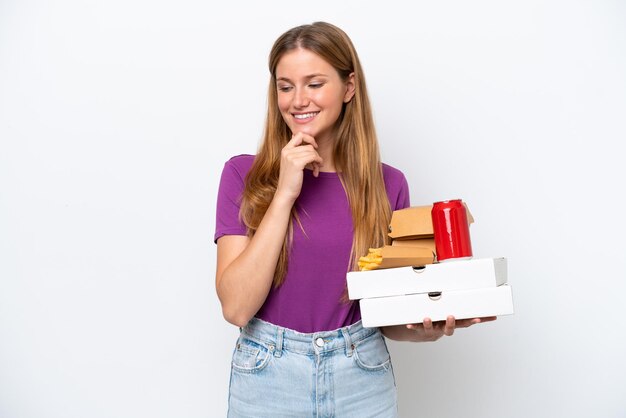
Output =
[
  {"x1": 222, "y1": 154, "x2": 256, "y2": 177},
  {"x1": 381, "y1": 162, "x2": 410, "y2": 209},
  {"x1": 225, "y1": 153, "x2": 255, "y2": 167},
  {"x1": 381, "y1": 162, "x2": 407, "y2": 184}
]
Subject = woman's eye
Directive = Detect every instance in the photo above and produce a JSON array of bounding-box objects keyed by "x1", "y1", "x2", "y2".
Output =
[
  {"x1": 278, "y1": 86, "x2": 292, "y2": 92},
  {"x1": 309, "y1": 83, "x2": 323, "y2": 89}
]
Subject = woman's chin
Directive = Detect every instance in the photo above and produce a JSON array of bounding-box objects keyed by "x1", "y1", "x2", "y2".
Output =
[{"x1": 289, "y1": 126, "x2": 317, "y2": 138}]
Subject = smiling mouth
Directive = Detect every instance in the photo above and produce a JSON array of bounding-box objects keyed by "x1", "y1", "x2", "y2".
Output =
[{"x1": 293, "y1": 112, "x2": 319, "y2": 120}]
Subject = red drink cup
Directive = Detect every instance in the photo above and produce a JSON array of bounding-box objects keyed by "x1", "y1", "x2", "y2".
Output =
[{"x1": 431, "y1": 199, "x2": 473, "y2": 262}]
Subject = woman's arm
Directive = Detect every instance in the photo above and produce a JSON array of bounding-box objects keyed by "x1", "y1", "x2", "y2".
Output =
[
  {"x1": 216, "y1": 133, "x2": 323, "y2": 327},
  {"x1": 216, "y1": 193, "x2": 296, "y2": 327},
  {"x1": 380, "y1": 316, "x2": 497, "y2": 342}
]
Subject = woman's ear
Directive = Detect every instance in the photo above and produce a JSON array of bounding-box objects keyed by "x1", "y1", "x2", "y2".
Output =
[{"x1": 344, "y1": 72, "x2": 356, "y2": 103}]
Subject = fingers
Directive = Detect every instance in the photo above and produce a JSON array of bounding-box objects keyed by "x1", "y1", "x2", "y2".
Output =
[
  {"x1": 286, "y1": 132, "x2": 318, "y2": 149},
  {"x1": 312, "y1": 162, "x2": 320, "y2": 177},
  {"x1": 282, "y1": 133, "x2": 323, "y2": 172},
  {"x1": 427, "y1": 316, "x2": 454, "y2": 337},
  {"x1": 406, "y1": 314, "x2": 497, "y2": 341},
  {"x1": 276, "y1": 133, "x2": 324, "y2": 199},
  {"x1": 422, "y1": 317, "x2": 433, "y2": 333},
  {"x1": 407, "y1": 318, "x2": 445, "y2": 334},
  {"x1": 455, "y1": 316, "x2": 498, "y2": 328},
  {"x1": 283, "y1": 145, "x2": 322, "y2": 163},
  {"x1": 422, "y1": 317, "x2": 443, "y2": 342},
  {"x1": 443, "y1": 315, "x2": 455, "y2": 336},
  {"x1": 479, "y1": 316, "x2": 498, "y2": 323}
]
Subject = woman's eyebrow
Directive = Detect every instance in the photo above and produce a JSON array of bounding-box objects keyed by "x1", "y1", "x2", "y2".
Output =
[{"x1": 276, "y1": 73, "x2": 329, "y2": 82}]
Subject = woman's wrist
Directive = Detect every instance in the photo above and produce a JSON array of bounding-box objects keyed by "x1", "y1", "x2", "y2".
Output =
[{"x1": 272, "y1": 190, "x2": 297, "y2": 209}]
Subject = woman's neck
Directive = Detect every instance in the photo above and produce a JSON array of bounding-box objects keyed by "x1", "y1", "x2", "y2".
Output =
[{"x1": 314, "y1": 136, "x2": 336, "y2": 172}]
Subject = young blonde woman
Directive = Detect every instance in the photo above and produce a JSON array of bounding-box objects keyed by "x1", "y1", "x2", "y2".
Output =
[{"x1": 214, "y1": 22, "x2": 492, "y2": 417}]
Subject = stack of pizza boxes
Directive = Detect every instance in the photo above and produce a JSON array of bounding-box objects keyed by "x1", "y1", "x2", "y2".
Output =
[{"x1": 347, "y1": 204, "x2": 514, "y2": 328}]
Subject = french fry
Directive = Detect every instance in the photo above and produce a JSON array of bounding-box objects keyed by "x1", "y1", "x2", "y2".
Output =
[{"x1": 358, "y1": 247, "x2": 384, "y2": 271}]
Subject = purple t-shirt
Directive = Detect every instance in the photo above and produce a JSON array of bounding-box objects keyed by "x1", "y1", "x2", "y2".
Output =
[{"x1": 214, "y1": 154, "x2": 410, "y2": 333}]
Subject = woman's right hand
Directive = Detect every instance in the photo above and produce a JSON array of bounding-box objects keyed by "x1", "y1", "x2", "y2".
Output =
[{"x1": 275, "y1": 132, "x2": 324, "y2": 203}]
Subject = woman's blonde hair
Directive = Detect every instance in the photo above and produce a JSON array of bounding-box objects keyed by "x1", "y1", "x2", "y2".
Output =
[{"x1": 240, "y1": 21, "x2": 391, "y2": 287}]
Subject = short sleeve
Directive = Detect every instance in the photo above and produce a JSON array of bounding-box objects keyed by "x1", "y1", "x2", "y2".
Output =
[
  {"x1": 382, "y1": 163, "x2": 411, "y2": 211},
  {"x1": 213, "y1": 158, "x2": 249, "y2": 243},
  {"x1": 394, "y1": 173, "x2": 410, "y2": 210}
]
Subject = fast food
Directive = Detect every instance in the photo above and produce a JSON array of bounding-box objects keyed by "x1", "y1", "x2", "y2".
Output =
[{"x1": 358, "y1": 247, "x2": 383, "y2": 271}]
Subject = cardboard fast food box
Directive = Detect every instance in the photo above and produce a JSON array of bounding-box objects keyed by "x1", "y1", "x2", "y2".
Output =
[
  {"x1": 378, "y1": 245, "x2": 434, "y2": 269},
  {"x1": 348, "y1": 257, "x2": 507, "y2": 300},
  {"x1": 358, "y1": 245, "x2": 434, "y2": 271},
  {"x1": 347, "y1": 257, "x2": 514, "y2": 327},
  {"x1": 358, "y1": 203, "x2": 470, "y2": 272},
  {"x1": 359, "y1": 284, "x2": 514, "y2": 327},
  {"x1": 391, "y1": 237, "x2": 436, "y2": 253},
  {"x1": 388, "y1": 203, "x2": 474, "y2": 241},
  {"x1": 348, "y1": 201, "x2": 515, "y2": 327}
]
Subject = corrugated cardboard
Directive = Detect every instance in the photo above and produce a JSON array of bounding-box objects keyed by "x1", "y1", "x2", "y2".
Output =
[
  {"x1": 388, "y1": 203, "x2": 474, "y2": 240},
  {"x1": 348, "y1": 257, "x2": 507, "y2": 300},
  {"x1": 359, "y1": 284, "x2": 514, "y2": 327}
]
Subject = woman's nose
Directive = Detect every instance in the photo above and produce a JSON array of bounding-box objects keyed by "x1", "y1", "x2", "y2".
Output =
[{"x1": 293, "y1": 87, "x2": 309, "y2": 108}]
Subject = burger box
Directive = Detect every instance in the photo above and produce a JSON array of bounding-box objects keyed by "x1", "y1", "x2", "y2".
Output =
[
  {"x1": 346, "y1": 257, "x2": 514, "y2": 327},
  {"x1": 391, "y1": 237, "x2": 436, "y2": 253},
  {"x1": 388, "y1": 203, "x2": 474, "y2": 240}
]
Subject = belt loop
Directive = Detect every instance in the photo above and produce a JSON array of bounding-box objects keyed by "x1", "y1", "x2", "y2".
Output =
[
  {"x1": 341, "y1": 327, "x2": 353, "y2": 357},
  {"x1": 274, "y1": 327, "x2": 284, "y2": 358}
]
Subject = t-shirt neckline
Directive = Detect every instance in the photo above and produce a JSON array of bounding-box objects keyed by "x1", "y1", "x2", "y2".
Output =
[{"x1": 304, "y1": 168, "x2": 340, "y2": 178}]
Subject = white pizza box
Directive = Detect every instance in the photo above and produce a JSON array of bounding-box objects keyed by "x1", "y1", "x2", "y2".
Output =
[
  {"x1": 359, "y1": 284, "x2": 514, "y2": 328},
  {"x1": 347, "y1": 257, "x2": 507, "y2": 300}
]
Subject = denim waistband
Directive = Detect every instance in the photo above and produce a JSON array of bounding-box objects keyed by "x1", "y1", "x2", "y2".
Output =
[{"x1": 241, "y1": 317, "x2": 379, "y2": 358}]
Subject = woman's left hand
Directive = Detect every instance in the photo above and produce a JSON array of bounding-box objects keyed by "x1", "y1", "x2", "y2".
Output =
[
  {"x1": 380, "y1": 316, "x2": 497, "y2": 342},
  {"x1": 405, "y1": 316, "x2": 497, "y2": 342}
]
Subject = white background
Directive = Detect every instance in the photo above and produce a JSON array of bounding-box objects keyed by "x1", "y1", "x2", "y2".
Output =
[{"x1": 1, "y1": 1, "x2": 625, "y2": 417}]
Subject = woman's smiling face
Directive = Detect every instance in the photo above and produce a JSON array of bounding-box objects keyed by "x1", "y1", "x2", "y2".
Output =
[{"x1": 275, "y1": 48, "x2": 355, "y2": 143}]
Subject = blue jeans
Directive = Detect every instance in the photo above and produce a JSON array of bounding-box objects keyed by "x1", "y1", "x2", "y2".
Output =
[{"x1": 227, "y1": 318, "x2": 398, "y2": 417}]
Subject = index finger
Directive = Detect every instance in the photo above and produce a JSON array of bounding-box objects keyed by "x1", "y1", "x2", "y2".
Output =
[{"x1": 287, "y1": 132, "x2": 318, "y2": 149}]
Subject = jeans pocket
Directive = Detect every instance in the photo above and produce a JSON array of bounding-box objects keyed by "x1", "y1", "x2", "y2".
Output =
[
  {"x1": 231, "y1": 336, "x2": 273, "y2": 374},
  {"x1": 353, "y1": 333, "x2": 391, "y2": 373}
]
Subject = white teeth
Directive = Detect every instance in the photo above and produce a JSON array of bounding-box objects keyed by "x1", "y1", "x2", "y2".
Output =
[{"x1": 294, "y1": 112, "x2": 318, "y2": 119}]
